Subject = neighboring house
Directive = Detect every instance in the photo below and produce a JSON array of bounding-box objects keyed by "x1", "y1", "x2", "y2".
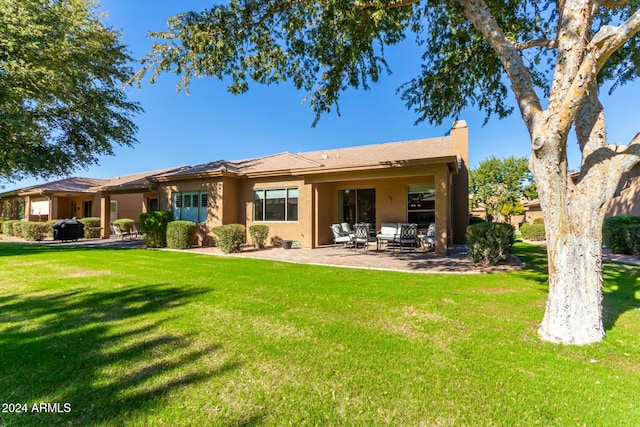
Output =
[
  {"x1": 0, "y1": 168, "x2": 181, "y2": 226},
  {"x1": 607, "y1": 163, "x2": 640, "y2": 217}
]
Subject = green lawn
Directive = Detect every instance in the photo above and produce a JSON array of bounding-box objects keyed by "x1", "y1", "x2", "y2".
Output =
[{"x1": 0, "y1": 242, "x2": 639, "y2": 426}]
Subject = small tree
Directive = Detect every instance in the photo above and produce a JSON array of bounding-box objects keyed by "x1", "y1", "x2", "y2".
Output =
[{"x1": 470, "y1": 156, "x2": 532, "y2": 223}]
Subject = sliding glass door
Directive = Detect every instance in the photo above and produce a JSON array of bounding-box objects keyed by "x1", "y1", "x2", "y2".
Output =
[{"x1": 338, "y1": 188, "x2": 375, "y2": 226}]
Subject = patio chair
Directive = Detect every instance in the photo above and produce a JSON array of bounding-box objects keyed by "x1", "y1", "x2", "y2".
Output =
[
  {"x1": 131, "y1": 223, "x2": 143, "y2": 239},
  {"x1": 352, "y1": 223, "x2": 371, "y2": 252},
  {"x1": 397, "y1": 223, "x2": 418, "y2": 251},
  {"x1": 331, "y1": 224, "x2": 352, "y2": 247},
  {"x1": 109, "y1": 222, "x2": 132, "y2": 240},
  {"x1": 340, "y1": 222, "x2": 352, "y2": 234},
  {"x1": 420, "y1": 222, "x2": 436, "y2": 251}
]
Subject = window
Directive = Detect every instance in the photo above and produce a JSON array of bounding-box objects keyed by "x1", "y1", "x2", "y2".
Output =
[
  {"x1": 254, "y1": 187, "x2": 298, "y2": 222},
  {"x1": 407, "y1": 184, "x2": 435, "y2": 228},
  {"x1": 110, "y1": 200, "x2": 118, "y2": 220},
  {"x1": 173, "y1": 191, "x2": 208, "y2": 223},
  {"x1": 30, "y1": 198, "x2": 49, "y2": 216},
  {"x1": 83, "y1": 200, "x2": 93, "y2": 217}
]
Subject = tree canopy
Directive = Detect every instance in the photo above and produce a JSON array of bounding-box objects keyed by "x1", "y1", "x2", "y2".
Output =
[
  {"x1": 470, "y1": 156, "x2": 532, "y2": 222},
  {"x1": 0, "y1": 0, "x2": 141, "y2": 182}
]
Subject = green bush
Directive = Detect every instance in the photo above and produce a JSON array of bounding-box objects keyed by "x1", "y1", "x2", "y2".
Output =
[
  {"x1": 603, "y1": 215, "x2": 640, "y2": 254},
  {"x1": 249, "y1": 224, "x2": 269, "y2": 249},
  {"x1": 624, "y1": 224, "x2": 640, "y2": 258},
  {"x1": 45, "y1": 219, "x2": 59, "y2": 238},
  {"x1": 466, "y1": 222, "x2": 515, "y2": 266},
  {"x1": 166, "y1": 221, "x2": 197, "y2": 249},
  {"x1": 533, "y1": 217, "x2": 544, "y2": 224},
  {"x1": 0, "y1": 217, "x2": 8, "y2": 233},
  {"x1": 139, "y1": 211, "x2": 173, "y2": 248},
  {"x1": 21, "y1": 222, "x2": 48, "y2": 241},
  {"x1": 469, "y1": 216, "x2": 486, "y2": 225},
  {"x1": 113, "y1": 218, "x2": 134, "y2": 232},
  {"x1": 78, "y1": 217, "x2": 101, "y2": 238},
  {"x1": 519, "y1": 223, "x2": 546, "y2": 241},
  {"x1": 2, "y1": 220, "x2": 19, "y2": 236},
  {"x1": 212, "y1": 224, "x2": 246, "y2": 253},
  {"x1": 11, "y1": 221, "x2": 24, "y2": 237}
]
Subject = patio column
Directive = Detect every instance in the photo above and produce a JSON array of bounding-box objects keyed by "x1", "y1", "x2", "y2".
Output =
[
  {"x1": 100, "y1": 194, "x2": 111, "y2": 239},
  {"x1": 434, "y1": 167, "x2": 449, "y2": 255}
]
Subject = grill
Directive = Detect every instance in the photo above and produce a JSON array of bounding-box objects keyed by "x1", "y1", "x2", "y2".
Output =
[{"x1": 53, "y1": 219, "x2": 85, "y2": 242}]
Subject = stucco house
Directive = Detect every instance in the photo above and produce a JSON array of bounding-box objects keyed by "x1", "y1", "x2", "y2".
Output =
[
  {"x1": 95, "y1": 120, "x2": 470, "y2": 254},
  {"x1": 0, "y1": 168, "x2": 181, "y2": 225}
]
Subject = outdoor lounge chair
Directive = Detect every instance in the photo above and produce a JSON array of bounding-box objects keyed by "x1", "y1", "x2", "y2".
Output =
[
  {"x1": 109, "y1": 222, "x2": 132, "y2": 240},
  {"x1": 397, "y1": 223, "x2": 418, "y2": 251},
  {"x1": 331, "y1": 224, "x2": 352, "y2": 247},
  {"x1": 420, "y1": 222, "x2": 436, "y2": 251},
  {"x1": 376, "y1": 222, "x2": 399, "y2": 251},
  {"x1": 352, "y1": 223, "x2": 371, "y2": 252}
]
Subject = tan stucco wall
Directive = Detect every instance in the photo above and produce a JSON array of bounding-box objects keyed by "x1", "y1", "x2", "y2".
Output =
[
  {"x1": 240, "y1": 177, "x2": 313, "y2": 248},
  {"x1": 157, "y1": 177, "x2": 224, "y2": 245},
  {"x1": 112, "y1": 193, "x2": 145, "y2": 221},
  {"x1": 608, "y1": 164, "x2": 640, "y2": 217},
  {"x1": 450, "y1": 121, "x2": 469, "y2": 244}
]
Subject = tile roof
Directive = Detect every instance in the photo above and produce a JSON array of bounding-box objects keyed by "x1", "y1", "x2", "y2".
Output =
[
  {"x1": 18, "y1": 177, "x2": 108, "y2": 194},
  {"x1": 155, "y1": 135, "x2": 455, "y2": 180}
]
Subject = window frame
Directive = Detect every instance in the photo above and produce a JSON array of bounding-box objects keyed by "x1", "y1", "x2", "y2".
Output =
[
  {"x1": 172, "y1": 191, "x2": 208, "y2": 223},
  {"x1": 253, "y1": 187, "x2": 299, "y2": 222}
]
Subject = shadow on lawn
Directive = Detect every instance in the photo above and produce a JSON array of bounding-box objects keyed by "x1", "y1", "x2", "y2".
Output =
[{"x1": 0, "y1": 284, "x2": 244, "y2": 426}]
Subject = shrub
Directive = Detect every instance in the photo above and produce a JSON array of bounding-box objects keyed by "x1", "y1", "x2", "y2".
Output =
[
  {"x1": 139, "y1": 211, "x2": 173, "y2": 248},
  {"x1": 21, "y1": 222, "x2": 48, "y2": 241},
  {"x1": 533, "y1": 217, "x2": 545, "y2": 224},
  {"x1": 469, "y1": 216, "x2": 486, "y2": 226},
  {"x1": 45, "y1": 219, "x2": 59, "y2": 238},
  {"x1": 520, "y1": 223, "x2": 546, "y2": 241},
  {"x1": 270, "y1": 236, "x2": 283, "y2": 247},
  {"x1": 603, "y1": 215, "x2": 640, "y2": 254},
  {"x1": 2, "y1": 220, "x2": 19, "y2": 236},
  {"x1": 624, "y1": 224, "x2": 640, "y2": 258},
  {"x1": 78, "y1": 217, "x2": 101, "y2": 238},
  {"x1": 166, "y1": 221, "x2": 197, "y2": 249},
  {"x1": 466, "y1": 222, "x2": 515, "y2": 266},
  {"x1": 10, "y1": 221, "x2": 24, "y2": 237},
  {"x1": 113, "y1": 218, "x2": 134, "y2": 232},
  {"x1": 213, "y1": 224, "x2": 245, "y2": 253},
  {"x1": 0, "y1": 217, "x2": 8, "y2": 233},
  {"x1": 249, "y1": 224, "x2": 269, "y2": 249}
]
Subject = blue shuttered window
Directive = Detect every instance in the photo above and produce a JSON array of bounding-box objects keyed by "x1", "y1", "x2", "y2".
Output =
[{"x1": 173, "y1": 191, "x2": 208, "y2": 223}]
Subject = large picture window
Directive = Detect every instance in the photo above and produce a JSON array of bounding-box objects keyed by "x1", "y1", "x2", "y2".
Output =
[
  {"x1": 254, "y1": 188, "x2": 298, "y2": 222},
  {"x1": 173, "y1": 191, "x2": 208, "y2": 223},
  {"x1": 407, "y1": 184, "x2": 435, "y2": 228}
]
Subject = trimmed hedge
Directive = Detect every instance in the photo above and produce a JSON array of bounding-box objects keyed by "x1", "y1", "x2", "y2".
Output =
[
  {"x1": 78, "y1": 217, "x2": 101, "y2": 238},
  {"x1": 21, "y1": 222, "x2": 48, "y2": 241},
  {"x1": 466, "y1": 222, "x2": 515, "y2": 266},
  {"x1": 603, "y1": 215, "x2": 640, "y2": 254},
  {"x1": 113, "y1": 218, "x2": 134, "y2": 232},
  {"x1": 249, "y1": 224, "x2": 269, "y2": 249},
  {"x1": 10, "y1": 221, "x2": 24, "y2": 237},
  {"x1": 139, "y1": 211, "x2": 173, "y2": 248},
  {"x1": 166, "y1": 221, "x2": 197, "y2": 249},
  {"x1": 2, "y1": 220, "x2": 19, "y2": 236},
  {"x1": 624, "y1": 224, "x2": 640, "y2": 258},
  {"x1": 0, "y1": 218, "x2": 8, "y2": 233},
  {"x1": 45, "y1": 219, "x2": 58, "y2": 238},
  {"x1": 520, "y1": 223, "x2": 546, "y2": 241},
  {"x1": 213, "y1": 224, "x2": 245, "y2": 253},
  {"x1": 469, "y1": 216, "x2": 486, "y2": 226}
]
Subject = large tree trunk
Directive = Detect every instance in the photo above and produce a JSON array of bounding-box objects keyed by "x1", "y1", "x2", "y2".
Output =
[{"x1": 538, "y1": 213, "x2": 605, "y2": 344}]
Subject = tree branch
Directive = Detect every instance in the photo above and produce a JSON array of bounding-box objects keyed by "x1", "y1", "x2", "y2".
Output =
[
  {"x1": 596, "y1": 0, "x2": 630, "y2": 8},
  {"x1": 591, "y1": 9, "x2": 640, "y2": 71},
  {"x1": 350, "y1": 0, "x2": 420, "y2": 10},
  {"x1": 513, "y1": 39, "x2": 558, "y2": 50},
  {"x1": 457, "y1": 0, "x2": 542, "y2": 133}
]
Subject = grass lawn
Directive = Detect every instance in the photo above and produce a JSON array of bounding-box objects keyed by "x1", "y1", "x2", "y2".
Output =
[{"x1": 0, "y1": 242, "x2": 639, "y2": 426}]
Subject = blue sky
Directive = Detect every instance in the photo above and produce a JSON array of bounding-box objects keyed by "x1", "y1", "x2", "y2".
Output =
[{"x1": 5, "y1": 0, "x2": 639, "y2": 191}]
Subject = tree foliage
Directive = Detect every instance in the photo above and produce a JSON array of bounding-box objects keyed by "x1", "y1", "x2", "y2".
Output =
[
  {"x1": 0, "y1": 0, "x2": 141, "y2": 182},
  {"x1": 470, "y1": 156, "x2": 532, "y2": 222}
]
